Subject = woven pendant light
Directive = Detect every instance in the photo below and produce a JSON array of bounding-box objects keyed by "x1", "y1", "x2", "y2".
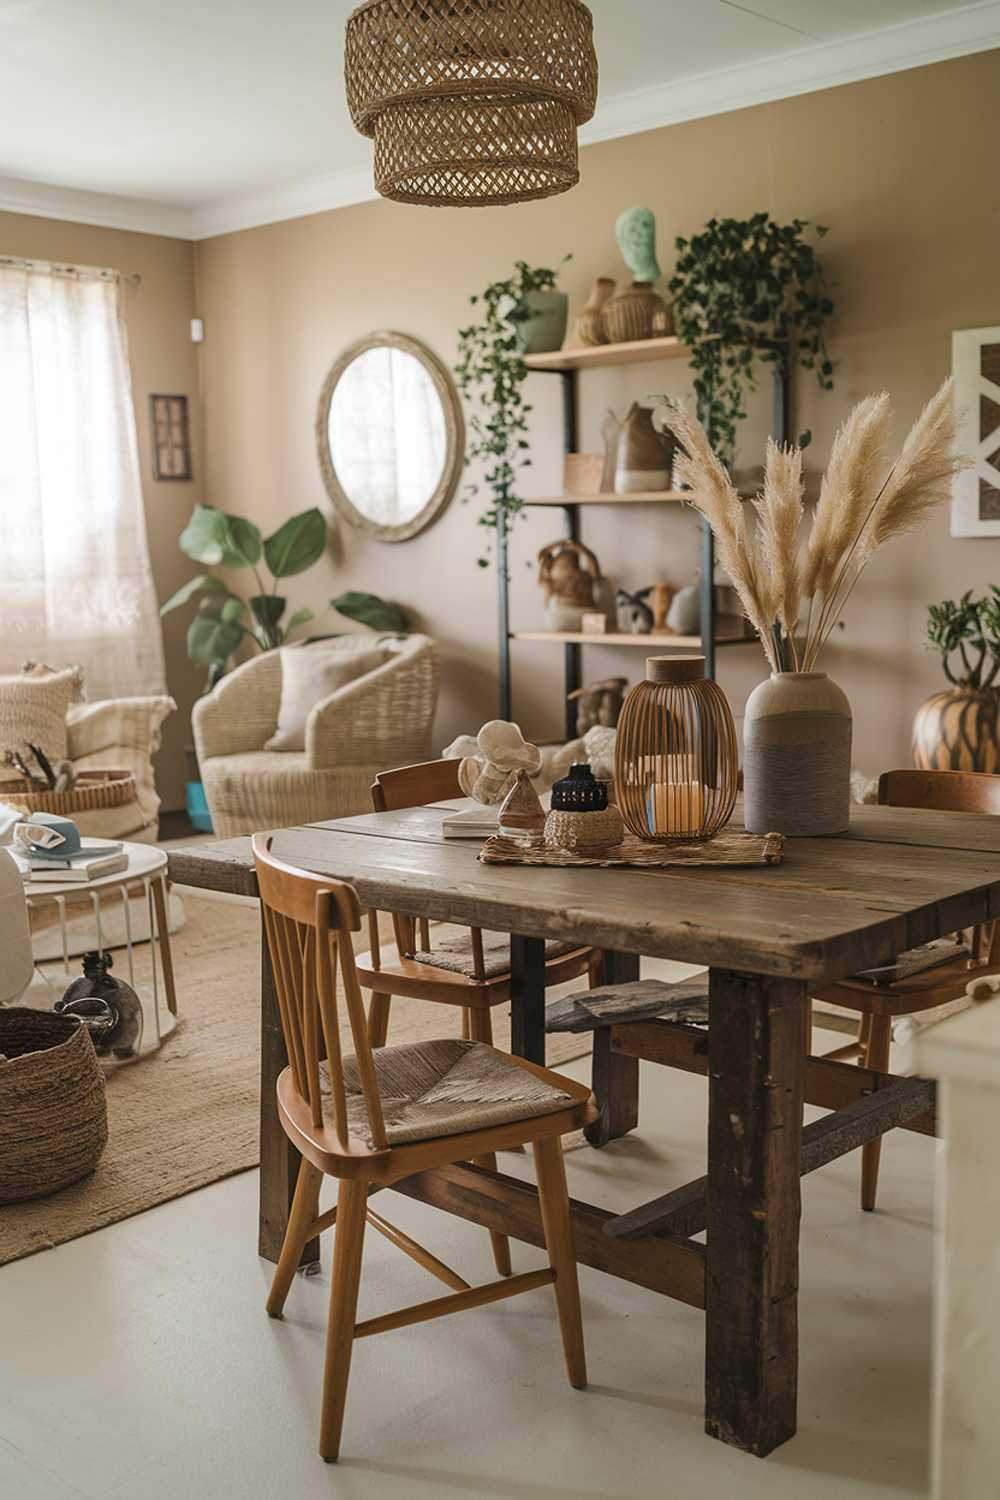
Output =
[{"x1": 345, "y1": 0, "x2": 598, "y2": 207}]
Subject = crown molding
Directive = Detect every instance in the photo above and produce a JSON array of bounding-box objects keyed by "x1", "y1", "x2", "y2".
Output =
[
  {"x1": 0, "y1": 174, "x2": 194, "y2": 240},
  {"x1": 580, "y1": 0, "x2": 1000, "y2": 146},
  {"x1": 2, "y1": 2, "x2": 999, "y2": 242},
  {"x1": 189, "y1": 164, "x2": 377, "y2": 241}
]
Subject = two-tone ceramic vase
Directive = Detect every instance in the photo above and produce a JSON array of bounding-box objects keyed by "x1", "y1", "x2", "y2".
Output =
[{"x1": 743, "y1": 671, "x2": 852, "y2": 836}]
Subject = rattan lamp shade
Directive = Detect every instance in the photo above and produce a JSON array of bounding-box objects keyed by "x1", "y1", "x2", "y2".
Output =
[
  {"x1": 344, "y1": 0, "x2": 598, "y2": 207},
  {"x1": 614, "y1": 657, "x2": 739, "y2": 843}
]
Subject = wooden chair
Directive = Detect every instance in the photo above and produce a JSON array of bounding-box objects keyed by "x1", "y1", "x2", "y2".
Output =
[
  {"x1": 359, "y1": 758, "x2": 600, "y2": 1056},
  {"x1": 812, "y1": 768, "x2": 1000, "y2": 1211},
  {"x1": 253, "y1": 834, "x2": 596, "y2": 1462}
]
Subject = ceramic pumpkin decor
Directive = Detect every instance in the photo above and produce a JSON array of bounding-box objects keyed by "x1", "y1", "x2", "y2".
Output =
[{"x1": 913, "y1": 588, "x2": 1000, "y2": 772}]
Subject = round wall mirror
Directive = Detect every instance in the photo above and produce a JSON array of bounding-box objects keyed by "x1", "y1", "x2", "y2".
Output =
[{"x1": 316, "y1": 331, "x2": 464, "y2": 542}]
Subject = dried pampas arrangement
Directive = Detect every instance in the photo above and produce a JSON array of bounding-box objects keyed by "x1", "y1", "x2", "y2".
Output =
[{"x1": 655, "y1": 379, "x2": 970, "y2": 672}]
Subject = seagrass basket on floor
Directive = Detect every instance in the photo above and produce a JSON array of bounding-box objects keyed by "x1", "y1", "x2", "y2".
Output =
[{"x1": 0, "y1": 1009, "x2": 108, "y2": 1203}]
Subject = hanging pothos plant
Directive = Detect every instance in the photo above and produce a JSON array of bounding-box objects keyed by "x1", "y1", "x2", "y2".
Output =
[
  {"x1": 668, "y1": 213, "x2": 835, "y2": 466},
  {"x1": 455, "y1": 258, "x2": 567, "y2": 565}
]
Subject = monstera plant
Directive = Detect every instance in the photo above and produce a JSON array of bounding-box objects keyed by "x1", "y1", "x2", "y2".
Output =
[{"x1": 161, "y1": 504, "x2": 407, "y2": 686}]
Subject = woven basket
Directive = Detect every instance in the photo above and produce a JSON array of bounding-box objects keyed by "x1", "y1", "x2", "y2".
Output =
[
  {"x1": 0, "y1": 1009, "x2": 108, "y2": 1203},
  {"x1": 0, "y1": 768, "x2": 135, "y2": 816}
]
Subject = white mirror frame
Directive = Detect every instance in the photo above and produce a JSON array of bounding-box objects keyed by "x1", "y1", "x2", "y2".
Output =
[{"x1": 315, "y1": 330, "x2": 465, "y2": 543}]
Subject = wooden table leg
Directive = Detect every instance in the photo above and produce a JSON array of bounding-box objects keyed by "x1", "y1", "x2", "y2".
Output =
[
  {"x1": 705, "y1": 968, "x2": 805, "y2": 1456},
  {"x1": 510, "y1": 935, "x2": 546, "y2": 1064},
  {"x1": 585, "y1": 950, "x2": 641, "y2": 1147},
  {"x1": 258, "y1": 911, "x2": 319, "y2": 1269}
]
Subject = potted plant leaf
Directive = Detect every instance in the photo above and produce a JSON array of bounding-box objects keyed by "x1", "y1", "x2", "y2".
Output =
[
  {"x1": 914, "y1": 587, "x2": 1000, "y2": 772},
  {"x1": 455, "y1": 257, "x2": 569, "y2": 560},
  {"x1": 161, "y1": 503, "x2": 407, "y2": 686}
]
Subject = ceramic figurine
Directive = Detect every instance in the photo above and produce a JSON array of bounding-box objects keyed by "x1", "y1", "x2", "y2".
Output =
[
  {"x1": 667, "y1": 580, "x2": 701, "y2": 635},
  {"x1": 652, "y1": 583, "x2": 673, "y2": 632},
  {"x1": 455, "y1": 721, "x2": 542, "y2": 805},
  {"x1": 576, "y1": 277, "x2": 615, "y2": 346},
  {"x1": 616, "y1": 587, "x2": 654, "y2": 634},
  {"x1": 497, "y1": 770, "x2": 546, "y2": 842},
  {"x1": 567, "y1": 677, "x2": 628, "y2": 736},
  {"x1": 603, "y1": 206, "x2": 673, "y2": 342}
]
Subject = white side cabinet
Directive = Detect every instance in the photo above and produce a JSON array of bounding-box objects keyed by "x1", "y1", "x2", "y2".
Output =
[{"x1": 914, "y1": 999, "x2": 1000, "y2": 1499}]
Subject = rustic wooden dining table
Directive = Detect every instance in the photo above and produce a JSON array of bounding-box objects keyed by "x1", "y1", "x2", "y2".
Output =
[{"x1": 167, "y1": 797, "x2": 1000, "y2": 1459}]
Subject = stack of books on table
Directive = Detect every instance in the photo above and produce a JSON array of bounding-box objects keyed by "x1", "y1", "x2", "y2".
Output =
[{"x1": 22, "y1": 841, "x2": 128, "y2": 883}]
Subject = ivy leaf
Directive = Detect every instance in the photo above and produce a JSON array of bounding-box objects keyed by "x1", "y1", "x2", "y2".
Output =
[{"x1": 263, "y1": 509, "x2": 327, "y2": 578}]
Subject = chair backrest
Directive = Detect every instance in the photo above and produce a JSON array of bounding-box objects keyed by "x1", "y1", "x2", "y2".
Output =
[
  {"x1": 252, "y1": 834, "x2": 388, "y2": 1153},
  {"x1": 372, "y1": 757, "x2": 462, "y2": 812},
  {"x1": 370, "y1": 758, "x2": 485, "y2": 975},
  {"x1": 878, "y1": 769, "x2": 1000, "y2": 966},
  {"x1": 878, "y1": 769, "x2": 1000, "y2": 816}
]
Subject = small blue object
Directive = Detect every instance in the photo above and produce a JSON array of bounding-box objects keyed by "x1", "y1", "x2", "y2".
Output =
[
  {"x1": 186, "y1": 779, "x2": 214, "y2": 833},
  {"x1": 24, "y1": 813, "x2": 83, "y2": 860}
]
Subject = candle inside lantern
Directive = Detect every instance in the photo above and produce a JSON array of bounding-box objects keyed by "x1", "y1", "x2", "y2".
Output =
[{"x1": 647, "y1": 779, "x2": 705, "y2": 836}]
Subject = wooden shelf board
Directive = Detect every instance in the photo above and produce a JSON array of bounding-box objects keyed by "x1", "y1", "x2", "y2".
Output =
[
  {"x1": 523, "y1": 490, "x2": 690, "y2": 506},
  {"x1": 523, "y1": 336, "x2": 690, "y2": 372},
  {"x1": 511, "y1": 630, "x2": 754, "y2": 649}
]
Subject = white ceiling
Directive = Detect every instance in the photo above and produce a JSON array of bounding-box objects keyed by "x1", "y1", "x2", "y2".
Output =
[{"x1": 0, "y1": 0, "x2": 997, "y2": 239}]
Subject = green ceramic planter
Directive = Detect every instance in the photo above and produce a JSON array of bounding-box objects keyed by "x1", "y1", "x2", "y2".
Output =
[{"x1": 513, "y1": 291, "x2": 568, "y2": 354}]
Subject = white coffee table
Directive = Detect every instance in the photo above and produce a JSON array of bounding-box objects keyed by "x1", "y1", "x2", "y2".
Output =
[{"x1": 23, "y1": 842, "x2": 177, "y2": 1049}]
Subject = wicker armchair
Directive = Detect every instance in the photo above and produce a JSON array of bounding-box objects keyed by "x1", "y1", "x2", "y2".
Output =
[{"x1": 193, "y1": 635, "x2": 438, "y2": 837}]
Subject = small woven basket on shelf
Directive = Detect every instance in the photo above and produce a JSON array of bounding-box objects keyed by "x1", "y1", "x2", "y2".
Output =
[
  {"x1": 345, "y1": 0, "x2": 598, "y2": 207},
  {"x1": 0, "y1": 1009, "x2": 108, "y2": 1203},
  {"x1": 0, "y1": 768, "x2": 135, "y2": 817}
]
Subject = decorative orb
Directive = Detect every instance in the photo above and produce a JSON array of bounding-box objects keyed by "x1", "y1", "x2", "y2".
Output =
[{"x1": 614, "y1": 656, "x2": 738, "y2": 842}]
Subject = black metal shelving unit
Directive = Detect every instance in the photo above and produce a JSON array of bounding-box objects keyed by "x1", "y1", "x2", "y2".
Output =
[{"x1": 496, "y1": 335, "x2": 789, "y2": 738}]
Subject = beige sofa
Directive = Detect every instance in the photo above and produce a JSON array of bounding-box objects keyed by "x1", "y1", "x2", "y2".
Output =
[{"x1": 193, "y1": 635, "x2": 438, "y2": 837}]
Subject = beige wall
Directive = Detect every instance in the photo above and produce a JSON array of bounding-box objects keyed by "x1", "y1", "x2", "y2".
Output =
[
  {"x1": 193, "y1": 49, "x2": 1000, "y2": 775},
  {"x1": 0, "y1": 212, "x2": 203, "y2": 809}
]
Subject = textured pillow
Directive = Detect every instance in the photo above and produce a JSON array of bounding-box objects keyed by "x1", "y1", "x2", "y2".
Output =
[
  {"x1": 0, "y1": 667, "x2": 83, "y2": 763},
  {"x1": 266, "y1": 645, "x2": 388, "y2": 752},
  {"x1": 67, "y1": 696, "x2": 175, "y2": 837}
]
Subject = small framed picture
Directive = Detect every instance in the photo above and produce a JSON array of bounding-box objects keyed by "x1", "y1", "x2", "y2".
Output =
[
  {"x1": 150, "y1": 393, "x2": 192, "y2": 481},
  {"x1": 951, "y1": 327, "x2": 1000, "y2": 536}
]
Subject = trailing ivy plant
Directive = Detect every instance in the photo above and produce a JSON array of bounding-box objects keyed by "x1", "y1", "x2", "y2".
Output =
[
  {"x1": 926, "y1": 587, "x2": 1000, "y2": 689},
  {"x1": 668, "y1": 214, "x2": 835, "y2": 466},
  {"x1": 161, "y1": 503, "x2": 408, "y2": 686},
  {"x1": 455, "y1": 258, "x2": 568, "y2": 564}
]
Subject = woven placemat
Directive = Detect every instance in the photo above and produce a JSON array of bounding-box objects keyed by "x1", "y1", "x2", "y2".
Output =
[{"x1": 479, "y1": 827, "x2": 784, "y2": 867}]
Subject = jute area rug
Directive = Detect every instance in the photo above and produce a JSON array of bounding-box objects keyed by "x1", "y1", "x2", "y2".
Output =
[{"x1": 1, "y1": 893, "x2": 591, "y2": 1267}]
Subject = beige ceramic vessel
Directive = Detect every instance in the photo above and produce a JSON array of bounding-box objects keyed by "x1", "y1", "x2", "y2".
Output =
[{"x1": 743, "y1": 671, "x2": 852, "y2": 836}]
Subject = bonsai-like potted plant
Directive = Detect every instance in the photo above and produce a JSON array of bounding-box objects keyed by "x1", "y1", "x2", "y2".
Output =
[
  {"x1": 161, "y1": 503, "x2": 407, "y2": 686},
  {"x1": 914, "y1": 587, "x2": 1000, "y2": 772},
  {"x1": 668, "y1": 213, "x2": 835, "y2": 466},
  {"x1": 455, "y1": 258, "x2": 569, "y2": 559}
]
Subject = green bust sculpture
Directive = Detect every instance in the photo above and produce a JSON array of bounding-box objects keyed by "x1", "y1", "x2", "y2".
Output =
[{"x1": 615, "y1": 206, "x2": 661, "y2": 284}]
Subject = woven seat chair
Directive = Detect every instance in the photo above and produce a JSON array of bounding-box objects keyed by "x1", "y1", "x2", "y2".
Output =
[
  {"x1": 193, "y1": 635, "x2": 437, "y2": 837},
  {"x1": 253, "y1": 834, "x2": 595, "y2": 1462}
]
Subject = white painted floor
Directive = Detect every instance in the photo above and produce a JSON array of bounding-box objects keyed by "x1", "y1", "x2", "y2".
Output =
[{"x1": 0, "y1": 1025, "x2": 933, "y2": 1500}]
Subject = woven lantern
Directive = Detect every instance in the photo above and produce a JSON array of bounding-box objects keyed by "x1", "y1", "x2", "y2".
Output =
[
  {"x1": 344, "y1": 0, "x2": 598, "y2": 207},
  {"x1": 614, "y1": 657, "x2": 738, "y2": 843}
]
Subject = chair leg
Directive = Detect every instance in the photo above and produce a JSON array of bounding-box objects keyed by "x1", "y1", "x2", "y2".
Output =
[
  {"x1": 860, "y1": 1014, "x2": 892, "y2": 1212},
  {"x1": 266, "y1": 1158, "x2": 323, "y2": 1319},
  {"x1": 367, "y1": 992, "x2": 392, "y2": 1048},
  {"x1": 466, "y1": 1007, "x2": 512, "y2": 1276},
  {"x1": 460, "y1": 1007, "x2": 472, "y2": 1041},
  {"x1": 532, "y1": 1135, "x2": 587, "y2": 1389},
  {"x1": 319, "y1": 1178, "x2": 368, "y2": 1463}
]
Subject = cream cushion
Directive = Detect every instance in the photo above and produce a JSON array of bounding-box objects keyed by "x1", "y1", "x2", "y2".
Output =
[
  {"x1": 266, "y1": 644, "x2": 388, "y2": 752},
  {"x1": 67, "y1": 696, "x2": 175, "y2": 842},
  {"x1": 0, "y1": 667, "x2": 83, "y2": 762},
  {"x1": 330, "y1": 1038, "x2": 573, "y2": 1149}
]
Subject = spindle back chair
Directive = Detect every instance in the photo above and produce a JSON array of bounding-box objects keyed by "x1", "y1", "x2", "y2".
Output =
[{"x1": 253, "y1": 834, "x2": 596, "y2": 1462}]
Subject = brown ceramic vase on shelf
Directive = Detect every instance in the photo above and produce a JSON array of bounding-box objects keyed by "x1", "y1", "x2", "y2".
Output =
[
  {"x1": 603, "y1": 282, "x2": 672, "y2": 343},
  {"x1": 575, "y1": 277, "x2": 615, "y2": 346},
  {"x1": 912, "y1": 685, "x2": 1000, "y2": 772}
]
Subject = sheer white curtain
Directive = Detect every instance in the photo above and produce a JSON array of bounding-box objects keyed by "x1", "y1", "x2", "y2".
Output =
[{"x1": 0, "y1": 261, "x2": 166, "y2": 696}]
